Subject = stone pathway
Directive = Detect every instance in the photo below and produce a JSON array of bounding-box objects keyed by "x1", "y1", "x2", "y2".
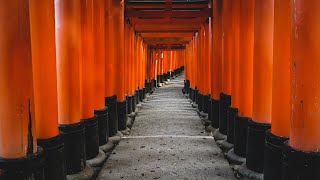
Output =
[{"x1": 97, "y1": 75, "x2": 236, "y2": 180}]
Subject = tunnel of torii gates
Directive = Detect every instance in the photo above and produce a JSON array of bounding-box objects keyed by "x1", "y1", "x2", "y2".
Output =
[{"x1": 0, "y1": 0, "x2": 320, "y2": 180}]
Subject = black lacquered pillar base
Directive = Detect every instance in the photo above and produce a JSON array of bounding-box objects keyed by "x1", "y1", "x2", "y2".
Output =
[
  {"x1": 117, "y1": 100, "x2": 128, "y2": 131},
  {"x1": 198, "y1": 93, "x2": 203, "y2": 112},
  {"x1": 127, "y1": 96, "x2": 133, "y2": 114},
  {"x1": 59, "y1": 122, "x2": 86, "y2": 174},
  {"x1": 0, "y1": 147, "x2": 45, "y2": 180},
  {"x1": 219, "y1": 93, "x2": 231, "y2": 135},
  {"x1": 263, "y1": 130, "x2": 288, "y2": 180},
  {"x1": 81, "y1": 117, "x2": 99, "y2": 160},
  {"x1": 139, "y1": 89, "x2": 143, "y2": 102},
  {"x1": 227, "y1": 107, "x2": 238, "y2": 144},
  {"x1": 190, "y1": 88, "x2": 195, "y2": 102},
  {"x1": 282, "y1": 141, "x2": 320, "y2": 180},
  {"x1": 135, "y1": 90, "x2": 139, "y2": 104},
  {"x1": 143, "y1": 88, "x2": 146, "y2": 99},
  {"x1": 37, "y1": 134, "x2": 66, "y2": 180},
  {"x1": 132, "y1": 93, "x2": 137, "y2": 113},
  {"x1": 211, "y1": 98, "x2": 220, "y2": 128},
  {"x1": 202, "y1": 94, "x2": 210, "y2": 113},
  {"x1": 94, "y1": 107, "x2": 108, "y2": 145},
  {"x1": 246, "y1": 119, "x2": 271, "y2": 173},
  {"x1": 105, "y1": 95, "x2": 118, "y2": 137},
  {"x1": 233, "y1": 116, "x2": 249, "y2": 157}
]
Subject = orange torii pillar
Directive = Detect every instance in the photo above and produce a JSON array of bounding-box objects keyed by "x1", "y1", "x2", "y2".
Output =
[
  {"x1": 263, "y1": 0, "x2": 291, "y2": 179},
  {"x1": 80, "y1": 0, "x2": 99, "y2": 160},
  {"x1": 197, "y1": 27, "x2": 205, "y2": 113},
  {"x1": 191, "y1": 35, "x2": 200, "y2": 104},
  {"x1": 210, "y1": 0, "x2": 222, "y2": 130},
  {"x1": 282, "y1": 1, "x2": 320, "y2": 179},
  {"x1": 29, "y1": 0, "x2": 66, "y2": 179},
  {"x1": 157, "y1": 50, "x2": 163, "y2": 86},
  {"x1": 218, "y1": 0, "x2": 232, "y2": 136},
  {"x1": 0, "y1": 1, "x2": 45, "y2": 178},
  {"x1": 184, "y1": 44, "x2": 192, "y2": 94},
  {"x1": 200, "y1": 22, "x2": 212, "y2": 116},
  {"x1": 226, "y1": 0, "x2": 240, "y2": 145},
  {"x1": 55, "y1": 0, "x2": 85, "y2": 175},
  {"x1": 130, "y1": 27, "x2": 139, "y2": 114},
  {"x1": 245, "y1": 0, "x2": 273, "y2": 174},
  {"x1": 145, "y1": 47, "x2": 153, "y2": 94},
  {"x1": 105, "y1": 0, "x2": 118, "y2": 138},
  {"x1": 125, "y1": 22, "x2": 134, "y2": 118},
  {"x1": 233, "y1": 0, "x2": 254, "y2": 158},
  {"x1": 93, "y1": 0, "x2": 109, "y2": 147},
  {"x1": 113, "y1": 0, "x2": 128, "y2": 134}
]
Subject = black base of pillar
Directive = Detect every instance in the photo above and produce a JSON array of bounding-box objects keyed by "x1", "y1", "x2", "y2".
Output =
[
  {"x1": 81, "y1": 117, "x2": 99, "y2": 160},
  {"x1": 139, "y1": 89, "x2": 143, "y2": 102},
  {"x1": 282, "y1": 141, "x2": 320, "y2": 180},
  {"x1": 202, "y1": 94, "x2": 210, "y2": 113},
  {"x1": 153, "y1": 79, "x2": 157, "y2": 89},
  {"x1": 263, "y1": 130, "x2": 288, "y2": 180},
  {"x1": 211, "y1": 98, "x2": 220, "y2": 128},
  {"x1": 59, "y1": 122, "x2": 86, "y2": 174},
  {"x1": 145, "y1": 80, "x2": 149, "y2": 94},
  {"x1": 94, "y1": 107, "x2": 108, "y2": 145},
  {"x1": 135, "y1": 90, "x2": 139, "y2": 104},
  {"x1": 143, "y1": 87, "x2": 146, "y2": 99},
  {"x1": 105, "y1": 95, "x2": 118, "y2": 137},
  {"x1": 219, "y1": 93, "x2": 231, "y2": 135},
  {"x1": 208, "y1": 99, "x2": 212, "y2": 122},
  {"x1": 37, "y1": 134, "x2": 66, "y2": 180},
  {"x1": 246, "y1": 119, "x2": 271, "y2": 173},
  {"x1": 117, "y1": 100, "x2": 128, "y2": 131},
  {"x1": 157, "y1": 75, "x2": 160, "y2": 84},
  {"x1": 0, "y1": 147, "x2": 45, "y2": 180},
  {"x1": 132, "y1": 94, "x2": 137, "y2": 112},
  {"x1": 127, "y1": 96, "x2": 133, "y2": 114},
  {"x1": 227, "y1": 107, "x2": 238, "y2": 144},
  {"x1": 198, "y1": 93, "x2": 203, "y2": 112},
  {"x1": 233, "y1": 116, "x2": 249, "y2": 157},
  {"x1": 195, "y1": 89, "x2": 199, "y2": 104},
  {"x1": 186, "y1": 80, "x2": 190, "y2": 94},
  {"x1": 190, "y1": 88, "x2": 195, "y2": 101},
  {"x1": 171, "y1": 71, "x2": 174, "y2": 78},
  {"x1": 160, "y1": 75, "x2": 164, "y2": 83}
]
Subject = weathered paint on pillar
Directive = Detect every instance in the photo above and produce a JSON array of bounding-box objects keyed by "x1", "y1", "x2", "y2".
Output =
[
  {"x1": 29, "y1": 0, "x2": 59, "y2": 139},
  {"x1": 55, "y1": 0, "x2": 81, "y2": 125},
  {"x1": 252, "y1": 0, "x2": 274, "y2": 124},
  {"x1": 80, "y1": 0, "x2": 95, "y2": 119},
  {"x1": 238, "y1": 0, "x2": 254, "y2": 118},
  {"x1": 0, "y1": 0, "x2": 37, "y2": 158},
  {"x1": 271, "y1": 0, "x2": 291, "y2": 138},
  {"x1": 290, "y1": 0, "x2": 320, "y2": 152},
  {"x1": 211, "y1": 0, "x2": 222, "y2": 100},
  {"x1": 93, "y1": 0, "x2": 106, "y2": 109},
  {"x1": 113, "y1": 0, "x2": 126, "y2": 101},
  {"x1": 231, "y1": 0, "x2": 240, "y2": 108},
  {"x1": 105, "y1": 0, "x2": 116, "y2": 98}
]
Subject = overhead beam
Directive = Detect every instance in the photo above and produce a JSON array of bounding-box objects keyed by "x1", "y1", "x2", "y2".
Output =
[
  {"x1": 126, "y1": 3, "x2": 209, "y2": 9},
  {"x1": 144, "y1": 40, "x2": 190, "y2": 45},
  {"x1": 131, "y1": 17, "x2": 206, "y2": 25},
  {"x1": 134, "y1": 24, "x2": 199, "y2": 32},
  {"x1": 140, "y1": 32, "x2": 195, "y2": 38},
  {"x1": 126, "y1": 8, "x2": 211, "y2": 18}
]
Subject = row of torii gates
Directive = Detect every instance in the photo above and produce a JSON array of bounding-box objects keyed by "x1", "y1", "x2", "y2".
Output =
[{"x1": 0, "y1": 0, "x2": 320, "y2": 180}]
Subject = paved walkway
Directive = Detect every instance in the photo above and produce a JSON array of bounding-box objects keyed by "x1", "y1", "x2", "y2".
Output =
[{"x1": 97, "y1": 75, "x2": 236, "y2": 180}]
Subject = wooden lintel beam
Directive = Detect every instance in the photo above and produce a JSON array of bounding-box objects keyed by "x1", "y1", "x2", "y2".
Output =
[
  {"x1": 131, "y1": 17, "x2": 206, "y2": 25},
  {"x1": 126, "y1": 8, "x2": 211, "y2": 18},
  {"x1": 144, "y1": 40, "x2": 190, "y2": 45},
  {"x1": 134, "y1": 24, "x2": 199, "y2": 32},
  {"x1": 140, "y1": 32, "x2": 194, "y2": 38},
  {"x1": 126, "y1": 4, "x2": 208, "y2": 9}
]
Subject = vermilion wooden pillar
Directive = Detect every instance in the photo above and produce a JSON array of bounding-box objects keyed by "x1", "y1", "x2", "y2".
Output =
[
  {"x1": 105, "y1": 0, "x2": 118, "y2": 137},
  {"x1": 113, "y1": 0, "x2": 128, "y2": 133},
  {"x1": 233, "y1": 0, "x2": 254, "y2": 158},
  {"x1": 245, "y1": 0, "x2": 274, "y2": 173},
  {"x1": 93, "y1": 0, "x2": 109, "y2": 146},
  {"x1": 201, "y1": 22, "x2": 211, "y2": 115},
  {"x1": 211, "y1": 0, "x2": 222, "y2": 129},
  {"x1": 125, "y1": 22, "x2": 134, "y2": 116},
  {"x1": 80, "y1": 0, "x2": 99, "y2": 160},
  {"x1": 0, "y1": 1, "x2": 44, "y2": 178},
  {"x1": 219, "y1": 0, "x2": 232, "y2": 136},
  {"x1": 55, "y1": 0, "x2": 86, "y2": 174},
  {"x1": 227, "y1": 0, "x2": 240, "y2": 145},
  {"x1": 263, "y1": 0, "x2": 291, "y2": 179},
  {"x1": 29, "y1": 0, "x2": 66, "y2": 179},
  {"x1": 282, "y1": 1, "x2": 320, "y2": 179},
  {"x1": 197, "y1": 26, "x2": 205, "y2": 113}
]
